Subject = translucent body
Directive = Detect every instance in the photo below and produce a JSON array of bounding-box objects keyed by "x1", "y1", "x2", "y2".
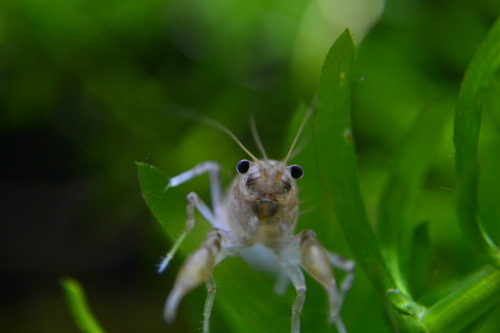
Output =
[{"x1": 158, "y1": 157, "x2": 355, "y2": 333}]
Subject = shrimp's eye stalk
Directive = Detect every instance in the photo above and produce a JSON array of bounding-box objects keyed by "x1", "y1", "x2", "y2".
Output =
[
  {"x1": 288, "y1": 165, "x2": 304, "y2": 179},
  {"x1": 236, "y1": 159, "x2": 250, "y2": 174}
]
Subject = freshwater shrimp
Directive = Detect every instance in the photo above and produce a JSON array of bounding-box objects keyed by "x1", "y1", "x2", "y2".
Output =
[{"x1": 158, "y1": 109, "x2": 355, "y2": 333}]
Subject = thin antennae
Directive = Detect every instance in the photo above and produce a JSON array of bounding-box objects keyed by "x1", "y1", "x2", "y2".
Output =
[
  {"x1": 250, "y1": 114, "x2": 268, "y2": 160},
  {"x1": 210, "y1": 119, "x2": 260, "y2": 162},
  {"x1": 167, "y1": 106, "x2": 259, "y2": 162},
  {"x1": 287, "y1": 136, "x2": 310, "y2": 161},
  {"x1": 284, "y1": 97, "x2": 316, "y2": 163}
]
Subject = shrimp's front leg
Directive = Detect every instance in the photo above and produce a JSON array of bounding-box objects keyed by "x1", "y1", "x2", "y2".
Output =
[
  {"x1": 164, "y1": 228, "x2": 227, "y2": 330},
  {"x1": 157, "y1": 192, "x2": 215, "y2": 273},
  {"x1": 167, "y1": 161, "x2": 222, "y2": 212},
  {"x1": 327, "y1": 251, "x2": 355, "y2": 307},
  {"x1": 298, "y1": 229, "x2": 350, "y2": 333},
  {"x1": 158, "y1": 161, "x2": 222, "y2": 274}
]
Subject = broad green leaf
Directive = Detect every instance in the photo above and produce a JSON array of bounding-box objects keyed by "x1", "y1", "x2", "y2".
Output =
[
  {"x1": 377, "y1": 101, "x2": 450, "y2": 294},
  {"x1": 454, "y1": 17, "x2": 500, "y2": 266},
  {"x1": 61, "y1": 278, "x2": 105, "y2": 333},
  {"x1": 314, "y1": 30, "x2": 430, "y2": 332},
  {"x1": 315, "y1": 29, "x2": 395, "y2": 295}
]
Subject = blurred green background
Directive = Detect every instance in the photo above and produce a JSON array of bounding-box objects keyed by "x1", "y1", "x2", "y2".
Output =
[{"x1": 1, "y1": 0, "x2": 499, "y2": 332}]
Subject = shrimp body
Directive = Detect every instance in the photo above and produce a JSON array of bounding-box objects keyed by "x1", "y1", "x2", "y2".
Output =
[{"x1": 156, "y1": 113, "x2": 355, "y2": 333}]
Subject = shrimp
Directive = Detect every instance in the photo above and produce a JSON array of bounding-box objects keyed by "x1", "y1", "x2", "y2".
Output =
[{"x1": 158, "y1": 109, "x2": 355, "y2": 333}]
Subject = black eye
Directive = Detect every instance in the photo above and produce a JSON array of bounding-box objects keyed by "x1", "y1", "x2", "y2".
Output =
[
  {"x1": 236, "y1": 159, "x2": 250, "y2": 174},
  {"x1": 288, "y1": 165, "x2": 304, "y2": 179}
]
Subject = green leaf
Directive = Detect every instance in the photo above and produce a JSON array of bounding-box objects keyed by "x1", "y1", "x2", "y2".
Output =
[
  {"x1": 455, "y1": 17, "x2": 500, "y2": 175},
  {"x1": 314, "y1": 29, "x2": 395, "y2": 295},
  {"x1": 454, "y1": 17, "x2": 500, "y2": 266},
  {"x1": 377, "y1": 101, "x2": 450, "y2": 294},
  {"x1": 136, "y1": 161, "x2": 210, "y2": 255},
  {"x1": 61, "y1": 278, "x2": 105, "y2": 333},
  {"x1": 135, "y1": 161, "x2": 185, "y2": 234},
  {"x1": 314, "y1": 30, "x2": 432, "y2": 332},
  {"x1": 419, "y1": 18, "x2": 500, "y2": 333}
]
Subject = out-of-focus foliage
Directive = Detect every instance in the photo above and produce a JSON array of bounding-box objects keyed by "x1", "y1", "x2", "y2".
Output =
[
  {"x1": 61, "y1": 278, "x2": 104, "y2": 333},
  {"x1": 1, "y1": 0, "x2": 499, "y2": 332}
]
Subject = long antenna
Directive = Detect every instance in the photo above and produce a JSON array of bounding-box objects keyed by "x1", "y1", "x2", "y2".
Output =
[
  {"x1": 283, "y1": 97, "x2": 316, "y2": 163},
  {"x1": 250, "y1": 114, "x2": 268, "y2": 160},
  {"x1": 167, "y1": 106, "x2": 259, "y2": 162},
  {"x1": 206, "y1": 117, "x2": 260, "y2": 162}
]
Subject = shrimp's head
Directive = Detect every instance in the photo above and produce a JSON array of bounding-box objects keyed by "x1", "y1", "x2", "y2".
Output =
[{"x1": 235, "y1": 159, "x2": 303, "y2": 220}]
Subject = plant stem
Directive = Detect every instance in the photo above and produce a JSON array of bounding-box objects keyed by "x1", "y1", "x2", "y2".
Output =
[{"x1": 421, "y1": 266, "x2": 500, "y2": 333}]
